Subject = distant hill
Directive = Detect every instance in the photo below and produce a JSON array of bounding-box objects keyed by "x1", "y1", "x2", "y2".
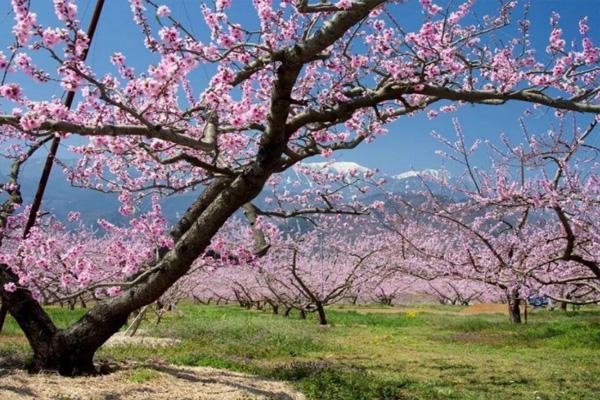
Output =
[{"x1": 2, "y1": 158, "x2": 444, "y2": 227}]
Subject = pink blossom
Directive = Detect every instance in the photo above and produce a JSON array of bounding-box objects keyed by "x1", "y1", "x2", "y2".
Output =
[
  {"x1": 321, "y1": 148, "x2": 333, "y2": 157},
  {"x1": 106, "y1": 286, "x2": 122, "y2": 297},
  {"x1": 579, "y1": 17, "x2": 589, "y2": 35},
  {"x1": 53, "y1": 0, "x2": 78, "y2": 23},
  {"x1": 420, "y1": 0, "x2": 442, "y2": 15},
  {"x1": 371, "y1": 200, "x2": 385, "y2": 211},
  {"x1": 156, "y1": 5, "x2": 170, "y2": 17},
  {"x1": 42, "y1": 27, "x2": 62, "y2": 47},
  {"x1": 14, "y1": 53, "x2": 35, "y2": 76},
  {"x1": 0, "y1": 84, "x2": 23, "y2": 101},
  {"x1": 216, "y1": 0, "x2": 232, "y2": 10},
  {"x1": 3, "y1": 282, "x2": 17, "y2": 293},
  {"x1": 20, "y1": 112, "x2": 45, "y2": 130},
  {"x1": 11, "y1": 0, "x2": 37, "y2": 45},
  {"x1": 159, "y1": 26, "x2": 180, "y2": 44},
  {"x1": 582, "y1": 37, "x2": 599, "y2": 64},
  {"x1": 0, "y1": 51, "x2": 7, "y2": 69},
  {"x1": 547, "y1": 28, "x2": 565, "y2": 53},
  {"x1": 336, "y1": 0, "x2": 353, "y2": 10},
  {"x1": 68, "y1": 211, "x2": 81, "y2": 222}
]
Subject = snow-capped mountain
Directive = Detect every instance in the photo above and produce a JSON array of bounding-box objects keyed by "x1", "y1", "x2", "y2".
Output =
[
  {"x1": 298, "y1": 161, "x2": 444, "y2": 182},
  {"x1": 276, "y1": 161, "x2": 446, "y2": 201},
  {"x1": 2, "y1": 157, "x2": 445, "y2": 226},
  {"x1": 300, "y1": 161, "x2": 374, "y2": 175},
  {"x1": 393, "y1": 168, "x2": 445, "y2": 181}
]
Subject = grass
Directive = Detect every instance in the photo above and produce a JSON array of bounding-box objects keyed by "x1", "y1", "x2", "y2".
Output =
[
  {"x1": 1, "y1": 304, "x2": 599, "y2": 399},
  {"x1": 126, "y1": 367, "x2": 161, "y2": 383}
]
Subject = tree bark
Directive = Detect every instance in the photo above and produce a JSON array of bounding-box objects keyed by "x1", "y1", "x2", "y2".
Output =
[
  {"x1": 507, "y1": 288, "x2": 522, "y2": 324},
  {"x1": 0, "y1": 302, "x2": 8, "y2": 335},
  {"x1": 560, "y1": 291, "x2": 571, "y2": 311},
  {"x1": 0, "y1": 264, "x2": 121, "y2": 375},
  {"x1": 0, "y1": 172, "x2": 262, "y2": 374},
  {"x1": 315, "y1": 301, "x2": 328, "y2": 325},
  {"x1": 380, "y1": 296, "x2": 393, "y2": 306},
  {"x1": 125, "y1": 306, "x2": 149, "y2": 337}
]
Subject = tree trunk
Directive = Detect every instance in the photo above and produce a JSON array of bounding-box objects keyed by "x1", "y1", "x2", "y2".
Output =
[
  {"x1": 299, "y1": 309, "x2": 306, "y2": 320},
  {"x1": 0, "y1": 302, "x2": 8, "y2": 335},
  {"x1": 155, "y1": 308, "x2": 166, "y2": 327},
  {"x1": 315, "y1": 302, "x2": 327, "y2": 325},
  {"x1": 125, "y1": 306, "x2": 148, "y2": 337},
  {"x1": 379, "y1": 296, "x2": 392, "y2": 306},
  {"x1": 559, "y1": 288, "x2": 570, "y2": 311},
  {"x1": 0, "y1": 178, "x2": 233, "y2": 374},
  {"x1": 1, "y1": 264, "x2": 126, "y2": 375},
  {"x1": 507, "y1": 288, "x2": 522, "y2": 324}
]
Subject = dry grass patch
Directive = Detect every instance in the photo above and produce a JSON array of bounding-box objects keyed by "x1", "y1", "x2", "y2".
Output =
[
  {"x1": 103, "y1": 332, "x2": 181, "y2": 348},
  {"x1": 0, "y1": 364, "x2": 305, "y2": 400},
  {"x1": 459, "y1": 303, "x2": 508, "y2": 315}
]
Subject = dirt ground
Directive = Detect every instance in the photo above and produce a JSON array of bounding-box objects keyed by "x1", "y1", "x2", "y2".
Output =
[
  {"x1": 336, "y1": 303, "x2": 514, "y2": 316},
  {"x1": 0, "y1": 364, "x2": 305, "y2": 400},
  {"x1": 459, "y1": 303, "x2": 508, "y2": 315},
  {"x1": 348, "y1": 307, "x2": 459, "y2": 315}
]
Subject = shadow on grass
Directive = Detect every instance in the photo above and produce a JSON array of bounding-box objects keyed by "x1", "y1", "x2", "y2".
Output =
[{"x1": 266, "y1": 360, "x2": 411, "y2": 400}]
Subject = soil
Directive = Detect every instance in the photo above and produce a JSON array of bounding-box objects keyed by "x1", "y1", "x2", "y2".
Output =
[
  {"x1": 459, "y1": 303, "x2": 508, "y2": 315},
  {"x1": 0, "y1": 363, "x2": 305, "y2": 400},
  {"x1": 349, "y1": 307, "x2": 459, "y2": 315}
]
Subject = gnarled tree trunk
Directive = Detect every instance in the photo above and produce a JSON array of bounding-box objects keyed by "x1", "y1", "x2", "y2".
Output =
[
  {"x1": 1, "y1": 264, "x2": 127, "y2": 375},
  {"x1": 1, "y1": 173, "x2": 264, "y2": 375}
]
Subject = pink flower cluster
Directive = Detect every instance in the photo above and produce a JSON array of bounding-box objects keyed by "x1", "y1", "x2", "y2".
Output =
[{"x1": 11, "y1": 0, "x2": 37, "y2": 45}]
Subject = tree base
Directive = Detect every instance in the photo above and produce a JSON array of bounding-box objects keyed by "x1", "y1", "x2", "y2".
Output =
[{"x1": 29, "y1": 340, "x2": 97, "y2": 376}]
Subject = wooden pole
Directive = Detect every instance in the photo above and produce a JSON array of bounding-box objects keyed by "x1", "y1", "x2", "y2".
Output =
[{"x1": 23, "y1": 0, "x2": 106, "y2": 238}]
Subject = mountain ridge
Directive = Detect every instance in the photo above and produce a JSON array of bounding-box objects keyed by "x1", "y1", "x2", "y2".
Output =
[{"x1": 1, "y1": 158, "x2": 442, "y2": 226}]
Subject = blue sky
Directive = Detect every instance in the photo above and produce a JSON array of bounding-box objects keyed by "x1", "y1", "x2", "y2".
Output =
[{"x1": 1, "y1": 0, "x2": 599, "y2": 177}]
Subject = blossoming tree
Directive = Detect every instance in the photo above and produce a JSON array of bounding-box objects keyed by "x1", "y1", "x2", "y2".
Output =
[
  {"x1": 0, "y1": 0, "x2": 598, "y2": 374},
  {"x1": 379, "y1": 117, "x2": 600, "y2": 322}
]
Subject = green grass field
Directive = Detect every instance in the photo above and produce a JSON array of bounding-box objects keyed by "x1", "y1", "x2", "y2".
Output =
[{"x1": 1, "y1": 304, "x2": 599, "y2": 400}]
